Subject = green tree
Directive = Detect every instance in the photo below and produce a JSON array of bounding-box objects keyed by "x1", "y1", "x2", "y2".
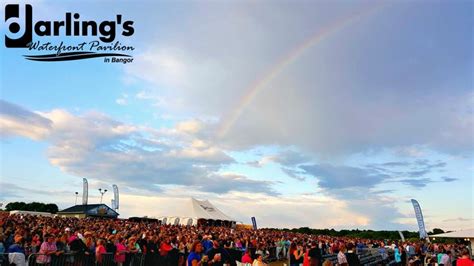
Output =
[{"x1": 5, "y1": 201, "x2": 58, "y2": 213}]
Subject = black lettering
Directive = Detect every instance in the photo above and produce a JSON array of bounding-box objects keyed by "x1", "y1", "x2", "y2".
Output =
[
  {"x1": 53, "y1": 21, "x2": 65, "y2": 36},
  {"x1": 73, "y1": 13, "x2": 80, "y2": 36},
  {"x1": 89, "y1": 40, "x2": 100, "y2": 49},
  {"x1": 34, "y1": 21, "x2": 51, "y2": 36},
  {"x1": 122, "y1": 21, "x2": 134, "y2": 36},
  {"x1": 65, "y1": 13, "x2": 71, "y2": 35},
  {"x1": 82, "y1": 21, "x2": 98, "y2": 36},
  {"x1": 99, "y1": 21, "x2": 116, "y2": 42}
]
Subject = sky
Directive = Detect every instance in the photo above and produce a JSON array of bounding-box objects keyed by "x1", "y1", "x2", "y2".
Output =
[{"x1": 0, "y1": 0, "x2": 473, "y2": 231}]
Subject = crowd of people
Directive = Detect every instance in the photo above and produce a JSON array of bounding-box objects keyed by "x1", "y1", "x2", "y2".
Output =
[{"x1": 0, "y1": 212, "x2": 472, "y2": 266}]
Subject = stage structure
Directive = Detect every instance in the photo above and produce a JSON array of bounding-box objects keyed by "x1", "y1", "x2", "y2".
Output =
[{"x1": 159, "y1": 198, "x2": 236, "y2": 227}]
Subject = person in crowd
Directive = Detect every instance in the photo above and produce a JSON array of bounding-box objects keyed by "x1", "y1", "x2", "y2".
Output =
[
  {"x1": 30, "y1": 234, "x2": 41, "y2": 254},
  {"x1": 309, "y1": 240, "x2": 322, "y2": 266},
  {"x1": 202, "y1": 235, "x2": 213, "y2": 254},
  {"x1": 126, "y1": 236, "x2": 142, "y2": 266},
  {"x1": 6, "y1": 234, "x2": 24, "y2": 254},
  {"x1": 206, "y1": 240, "x2": 230, "y2": 266},
  {"x1": 6, "y1": 234, "x2": 26, "y2": 266},
  {"x1": 276, "y1": 237, "x2": 285, "y2": 260},
  {"x1": 455, "y1": 249, "x2": 473, "y2": 266},
  {"x1": 289, "y1": 242, "x2": 304, "y2": 266},
  {"x1": 395, "y1": 245, "x2": 402, "y2": 265},
  {"x1": 284, "y1": 238, "x2": 291, "y2": 258},
  {"x1": 187, "y1": 241, "x2": 203, "y2": 266},
  {"x1": 0, "y1": 234, "x2": 6, "y2": 266},
  {"x1": 439, "y1": 247, "x2": 447, "y2": 265},
  {"x1": 95, "y1": 238, "x2": 107, "y2": 265},
  {"x1": 242, "y1": 249, "x2": 253, "y2": 264},
  {"x1": 322, "y1": 259, "x2": 333, "y2": 266},
  {"x1": 36, "y1": 234, "x2": 57, "y2": 264},
  {"x1": 303, "y1": 244, "x2": 310, "y2": 266},
  {"x1": 401, "y1": 244, "x2": 408, "y2": 266},
  {"x1": 160, "y1": 236, "x2": 173, "y2": 261},
  {"x1": 105, "y1": 235, "x2": 116, "y2": 255},
  {"x1": 440, "y1": 250, "x2": 452, "y2": 266},
  {"x1": 115, "y1": 237, "x2": 127, "y2": 266},
  {"x1": 407, "y1": 242, "x2": 416, "y2": 258},
  {"x1": 252, "y1": 254, "x2": 267, "y2": 266},
  {"x1": 337, "y1": 245, "x2": 348, "y2": 266},
  {"x1": 345, "y1": 243, "x2": 360, "y2": 266},
  {"x1": 52, "y1": 234, "x2": 67, "y2": 266}
]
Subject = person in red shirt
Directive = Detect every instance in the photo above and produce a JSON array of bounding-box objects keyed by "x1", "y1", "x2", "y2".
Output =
[
  {"x1": 456, "y1": 249, "x2": 473, "y2": 266},
  {"x1": 303, "y1": 245, "x2": 310, "y2": 266},
  {"x1": 160, "y1": 238, "x2": 173, "y2": 257},
  {"x1": 242, "y1": 249, "x2": 253, "y2": 264},
  {"x1": 115, "y1": 237, "x2": 127, "y2": 266},
  {"x1": 95, "y1": 239, "x2": 107, "y2": 265}
]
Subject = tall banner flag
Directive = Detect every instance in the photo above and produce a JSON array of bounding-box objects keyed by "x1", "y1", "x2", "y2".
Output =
[
  {"x1": 411, "y1": 199, "x2": 429, "y2": 240},
  {"x1": 111, "y1": 199, "x2": 116, "y2": 209},
  {"x1": 82, "y1": 178, "x2": 88, "y2": 205},
  {"x1": 251, "y1": 216, "x2": 257, "y2": 230},
  {"x1": 113, "y1": 184, "x2": 119, "y2": 210},
  {"x1": 398, "y1": 231, "x2": 406, "y2": 242}
]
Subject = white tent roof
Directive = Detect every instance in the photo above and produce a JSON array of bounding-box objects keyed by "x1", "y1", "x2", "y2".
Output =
[
  {"x1": 430, "y1": 229, "x2": 474, "y2": 238},
  {"x1": 190, "y1": 198, "x2": 234, "y2": 221}
]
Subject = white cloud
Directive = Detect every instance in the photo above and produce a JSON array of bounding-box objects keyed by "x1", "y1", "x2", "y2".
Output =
[
  {"x1": 115, "y1": 94, "x2": 129, "y2": 106},
  {"x1": 0, "y1": 100, "x2": 275, "y2": 196},
  {"x1": 0, "y1": 99, "x2": 469, "y2": 229}
]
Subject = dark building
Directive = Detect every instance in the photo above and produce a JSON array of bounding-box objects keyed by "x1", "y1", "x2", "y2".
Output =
[{"x1": 57, "y1": 204, "x2": 119, "y2": 219}]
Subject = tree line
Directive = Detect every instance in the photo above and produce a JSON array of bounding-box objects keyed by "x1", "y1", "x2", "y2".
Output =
[
  {"x1": 270, "y1": 227, "x2": 446, "y2": 241},
  {"x1": 4, "y1": 201, "x2": 59, "y2": 213}
]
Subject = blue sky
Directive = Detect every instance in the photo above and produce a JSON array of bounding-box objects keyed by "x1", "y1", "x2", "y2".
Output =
[{"x1": 0, "y1": 0, "x2": 473, "y2": 230}]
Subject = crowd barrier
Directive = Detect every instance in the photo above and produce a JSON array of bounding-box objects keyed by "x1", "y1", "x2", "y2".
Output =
[
  {"x1": 0, "y1": 252, "x2": 145, "y2": 266},
  {"x1": 0, "y1": 247, "x2": 394, "y2": 266}
]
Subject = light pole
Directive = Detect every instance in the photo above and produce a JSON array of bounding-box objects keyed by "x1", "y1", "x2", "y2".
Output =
[
  {"x1": 75, "y1": 192, "x2": 79, "y2": 205},
  {"x1": 98, "y1": 188, "x2": 107, "y2": 204}
]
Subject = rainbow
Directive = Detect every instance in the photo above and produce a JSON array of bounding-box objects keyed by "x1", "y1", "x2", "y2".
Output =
[{"x1": 217, "y1": 4, "x2": 384, "y2": 138}]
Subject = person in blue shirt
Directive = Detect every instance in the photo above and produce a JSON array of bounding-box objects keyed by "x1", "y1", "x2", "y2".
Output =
[
  {"x1": 187, "y1": 241, "x2": 203, "y2": 266},
  {"x1": 395, "y1": 246, "x2": 402, "y2": 265},
  {"x1": 6, "y1": 235, "x2": 25, "y2": 254},
  {"x1": 201, "y1": 235, "x2": 213, "y2": 254},
  {"x1": 0, "y1": 234, "x2": 5, "y2": 265}
]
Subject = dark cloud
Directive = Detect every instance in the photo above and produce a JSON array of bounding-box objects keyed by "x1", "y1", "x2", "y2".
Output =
[
  {"x1": 272, "y1": 150, "x2": 312, "y2": 166},
  {"x1": 367, "y1": 159, "x2": 448, "y2": 179},
  {"x1": 371, "y1": 189, "x2": 395, "y2": 194},
  {"x1": 0, "y1": 100, "x2": 51, "y2": 126},
  {"x1": 0, "y1": 182, "x2": 71, "y2": 201},
  {"x1": 301, "y1": 164, "x2": 390, "y2": 189},
  {"x1": 281, "y1": 167, "x2": 306, "y2": 181},
  {"x1": 246, "y1": 160, "x2": 263, "y2": 168},
  {"x1": 399, "y1": 178, "x2": 432, "y2": 187},
  {"x1": 379, "y1": 162, "x2": 411, "y2": 167},
  {"x1": 406, "y1": 170, "x2": 431, "y2": 177},
  {"x1": 0, "y1": 100, "x2": 52, "y2": 139},
  {"x1": 203, "y1": 174, "x2": 278, "y2": 195},
  {"x1": 441, "y1": 176, "x2": 458, "y2": 182}
]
